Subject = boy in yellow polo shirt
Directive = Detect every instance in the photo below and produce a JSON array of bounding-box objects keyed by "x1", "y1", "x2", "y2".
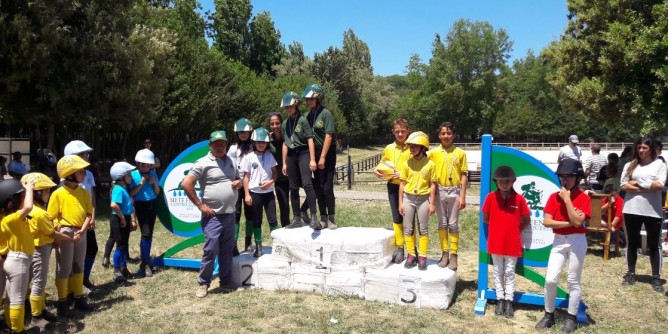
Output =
[
  {"x1": 374, "y1": 119, "x2": 412, "y2": 263},
  {"x1": 48, "y1": 155, "x2": 95, "y2": 316},
  {"x1": 429, "y1": 122, "x2": 468, "y2": 271},
  {"x1": 398, "y1": 131, "x2": 437, "y2": 270},
  {"x1": 22, "y1": 173, "x2": 73, "y2": 326}
]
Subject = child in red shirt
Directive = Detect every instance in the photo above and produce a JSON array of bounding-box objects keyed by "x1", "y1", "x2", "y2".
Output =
[
  {"x1": 601, "y1": 184, "x2": 624, "y2": 231},
  {"x1": 535, "y1": 159, "x2": 591, "y2": 333},
  {"x1": 482, "y1": 166, "x2": 530, "y2": 318}
]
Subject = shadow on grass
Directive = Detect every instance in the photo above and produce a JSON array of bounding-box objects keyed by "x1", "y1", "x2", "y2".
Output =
[
  {"x1": 585, "y1": 247, "x2": 623, "y2": 260},
  {"x1": 450, "y1": 278, "x2": 477, "y2": 307},
  {"x1": 46, "y1": 294, "x2": 134, "y2": 334}
]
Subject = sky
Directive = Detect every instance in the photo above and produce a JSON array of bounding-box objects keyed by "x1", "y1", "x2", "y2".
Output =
[{"x1": 199, "y1": 0, "x2": 569, "y2": 76}]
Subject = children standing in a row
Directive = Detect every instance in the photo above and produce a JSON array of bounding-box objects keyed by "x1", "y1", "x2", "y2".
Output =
[
  {"x1": 281, "y1": 91, "x2": 320, "y2": 229},
  {"x1": 375, "y1": 121, "x2": 469, "y2": 271}
]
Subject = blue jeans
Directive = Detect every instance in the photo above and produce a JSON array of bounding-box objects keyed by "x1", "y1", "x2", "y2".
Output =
[{"x1": 198, "y1": 213, "x2": 235, "y2": 286}]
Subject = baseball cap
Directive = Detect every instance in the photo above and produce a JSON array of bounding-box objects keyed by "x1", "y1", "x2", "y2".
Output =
[
  {"x1": 209, "y1": 131, "x2": 227, "y2": 142},
  {"x1": 569, "y1": 135, "x2": 579, "y2": 143}
]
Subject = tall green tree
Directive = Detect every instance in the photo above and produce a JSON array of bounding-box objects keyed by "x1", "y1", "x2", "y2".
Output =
[
  {"x1": 209, "y1": 0, "x2": 252, "y2": 63},
  {"x1": 248, "y1": 11, "x2": 284, "y2": 76},
  {"x1": 311, "y1": 29, "x2": 374, "y2": 137},
  {"x1": 543, "y1": 0, "x2": 668, "y2": 135},
  {"x1": 419, "y1": 20, "x2": 512, "y2": 139}
]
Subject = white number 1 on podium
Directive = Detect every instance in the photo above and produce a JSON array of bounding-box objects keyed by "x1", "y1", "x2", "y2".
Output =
[{"x1": 312, "y1": 244, "x2": 332, "y2": 270}]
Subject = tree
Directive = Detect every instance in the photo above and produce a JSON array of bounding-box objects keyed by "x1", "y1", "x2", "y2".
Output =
[
  {"x1": 208, "y1": 0, "x2": 252, "y2": 63},
  {"x1": 418, "y1": 20, "x2": 513, "y2": 139},
  {"x1": 0, "y1": 0, "x2": 174, "y2": 153},
  {"x1": 273, "y1": 41, "x2": 311, "y2": 76},
  {"x1": 543, "y1": 0, "x2": 668, "y2": 135},
  {"x1": 310, "y1": 29, "x2": 375, "y2": 137},
  {"x1": 248, "y1": 11, "x2": 284, "y2": 76},
  {"x1": 494, "y1": 51, "x2": 576, "y2": 140}
]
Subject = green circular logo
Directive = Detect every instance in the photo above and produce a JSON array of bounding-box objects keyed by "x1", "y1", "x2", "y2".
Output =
[{"x1": 157, "y1": 141, "x2": 210, "y2": 237}]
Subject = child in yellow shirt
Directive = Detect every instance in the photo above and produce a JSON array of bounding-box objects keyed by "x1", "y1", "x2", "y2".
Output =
[
  {"x1": 374, "y1": 118, "x2": 412, "y2": 263},
  {"x1": 48, "y1": 155, "x2": 95, "y2": 316},
  {"x1": 428, "y1": 122, "x2": 468, "y2": 270},
  {"x1": 22, "y1": 173, "x2": 73, "y2": 326},
  {"x1": 0, "y1": 178, "x2": 34, "y2": 333},
  {"x1": 399, "y1": 131, "x2": 437, "y2": 270}
]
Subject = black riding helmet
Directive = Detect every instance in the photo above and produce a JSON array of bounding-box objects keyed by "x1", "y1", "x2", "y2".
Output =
[
  {"x1": 555, "y1": 159, "x2": 584, "y2": 176},
  {"x1": 555, "y1": 159, "x2": 584, "y2": 190},
  {"x1": 493, "y1": 165, "x2": 516, "y2": 180},
  {"x1": 0, "y1": 179, "x2": 25, "y2": 210}
]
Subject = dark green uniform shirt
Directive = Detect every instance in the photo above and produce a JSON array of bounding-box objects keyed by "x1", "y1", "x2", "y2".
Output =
[
  {"x1": 304, "y1": 105, "x2": 335, "y2": 149},
  {"x1": 269, "y1": 135, "x2": 288, "y2": 182},
  {"x1": 281, "y1": 113, "x2": 313, "y2": 149}
]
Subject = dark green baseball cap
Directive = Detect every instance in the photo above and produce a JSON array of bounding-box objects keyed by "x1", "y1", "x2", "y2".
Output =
[{"x1": 209, "y1": 130, "x2": 228, "y2": 142}]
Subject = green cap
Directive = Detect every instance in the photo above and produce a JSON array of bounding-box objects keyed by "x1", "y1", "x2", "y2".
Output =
[{"x1": 209, "y1": 130, "x2": 227, "y2": 142}]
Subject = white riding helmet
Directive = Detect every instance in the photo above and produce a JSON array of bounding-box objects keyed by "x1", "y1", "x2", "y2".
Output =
[
  {"x1": 135, "y1": 149, "x2": 156, "y2": 165},
  {"x1": 110, "y1": 162, "x2": 136, "y2": 181},
  {"x1": 64, "y1": 140, "x2": 93, "y2": 156}
]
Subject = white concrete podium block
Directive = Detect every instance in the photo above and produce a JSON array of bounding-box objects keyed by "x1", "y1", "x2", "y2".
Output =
[
  {"x1": 324, "y1": 269, "x2": 365, "y2": 298},
  {"x1": 231, "y1": 249, "x2": 269, "y2": 288},
  {"x1": 290, "y1": 263, "x2": 326, "y2": 293},
  {"x1": 365, "y1": 262, "x2": 456, "y2": 310},
  {"x1": 251, "y1": 253, "x2": 291, "y2": 291},
  {"x1": 271, "y1": 227, "x2": 395, "y2": 270}
]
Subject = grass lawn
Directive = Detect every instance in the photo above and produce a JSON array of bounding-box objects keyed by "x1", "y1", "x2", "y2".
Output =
[{"x1": 38, "y1": 196, "x2": 667, "y2": 334}]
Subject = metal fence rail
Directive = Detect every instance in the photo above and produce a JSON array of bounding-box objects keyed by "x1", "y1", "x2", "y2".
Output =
[{"x1": 335, "y1": 152, "x2": 383, "y2": 188}]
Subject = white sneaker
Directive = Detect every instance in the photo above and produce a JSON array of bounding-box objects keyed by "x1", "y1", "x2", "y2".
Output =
[{"x1": 196, "y1": 285, "x2": 209, "y2": 298}]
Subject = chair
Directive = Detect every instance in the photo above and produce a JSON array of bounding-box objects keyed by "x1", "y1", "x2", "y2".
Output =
[{"x1": 586, "y1": 193, "x2": 620, "y2": 260}]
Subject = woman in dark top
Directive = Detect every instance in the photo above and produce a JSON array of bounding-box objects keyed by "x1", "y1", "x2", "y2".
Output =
[{"x1": 268, "y1": 111, "x2": 290, "y2": 227}]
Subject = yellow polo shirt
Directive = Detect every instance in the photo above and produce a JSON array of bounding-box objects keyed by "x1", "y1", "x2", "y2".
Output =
[
  {"x1": 399, "y1": 156, "x2": 437, "y2": 196},
  {"x1": 428, "y1": 145, "x2": 468, "y2": 187},
  {"x1": 48, "y1": 185, "x2": 93, "y2": 228},
  {"x1": 29, "y1": 205, "x2": 54, "y2": 247},
  {"x1": 379, "y1": 142, "x2": 411, "y2": 185},
  {"x1": 0, "y1": 211, "x2": 35, "y2": 255}
]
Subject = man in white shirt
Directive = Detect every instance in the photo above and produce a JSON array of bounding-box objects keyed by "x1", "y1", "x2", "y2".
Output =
[{"x1": 558, "y1": 135, "x2": 581, "y2": 163}]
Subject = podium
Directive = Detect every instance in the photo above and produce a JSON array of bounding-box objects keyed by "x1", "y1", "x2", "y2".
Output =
[{"x1": 237, "y1": 226, "x2": 456, "y2": 309}]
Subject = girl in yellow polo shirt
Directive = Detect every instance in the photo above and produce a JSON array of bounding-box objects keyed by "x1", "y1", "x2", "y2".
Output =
[
  {"x1": 0, "y1": 178, "x2": 34, "y2": 333},
  {"x1": 398, "y1": 131, "x2": 437, "y2": 270},
  {"x1": 48, "y1": 155, "x2": 95, "y2": 316},
  {"x1": 21, "y1": 173, "x2": 73, "y2": 326},
  {"x1": 374, "y1": 118, "x2": 412, "y2": 264}
]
